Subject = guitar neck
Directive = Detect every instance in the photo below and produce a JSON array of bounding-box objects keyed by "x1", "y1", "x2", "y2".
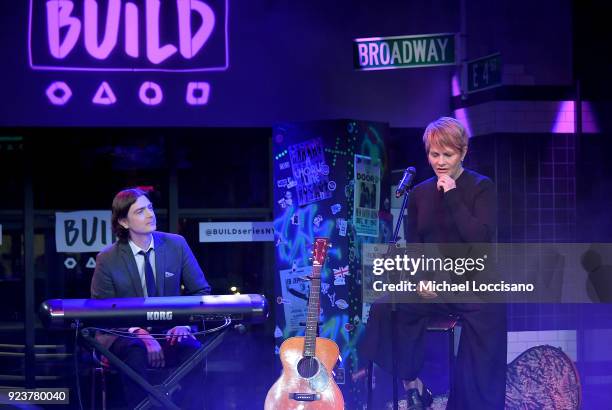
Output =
[{"x1": 303, "y1": 265, "x2": 322, "y2": 357}]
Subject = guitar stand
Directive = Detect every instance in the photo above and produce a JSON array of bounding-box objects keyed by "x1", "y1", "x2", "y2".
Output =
[{"x1": 80, "y1": 326, "x2": 229, "y2": 410}]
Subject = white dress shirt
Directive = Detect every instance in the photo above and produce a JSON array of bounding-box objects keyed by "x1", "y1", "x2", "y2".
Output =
[
  {"x1": 128, "y1": 237, "x2": 156, "y2": 297},
  {"x1": 128, "y1": 237, "x2": 155, "y2": 334},
  {"x1": 127, "y1": 237, "x2": 190, "y2": 334}
]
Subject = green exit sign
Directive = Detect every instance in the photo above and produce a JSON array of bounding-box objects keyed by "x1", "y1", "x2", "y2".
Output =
[{"x1": 466, "y1": 53, "x2": 501, "y2": 93}]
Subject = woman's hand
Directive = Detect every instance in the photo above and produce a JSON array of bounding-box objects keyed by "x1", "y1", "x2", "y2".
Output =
[
  {"x1": 417, "y1": 280, "x2": 438, "y2": 299},
  {"x1": 437, "y1": 175, "x2": 456, "y2": 192}
]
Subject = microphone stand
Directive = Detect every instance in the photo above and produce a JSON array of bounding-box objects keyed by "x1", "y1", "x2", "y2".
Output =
[
  {"x1": 367, "y1": 172, "x2": 414, "y2": 410},
  {"x1": 389, "y1": 186, "x2": 412, "y2": 410}
]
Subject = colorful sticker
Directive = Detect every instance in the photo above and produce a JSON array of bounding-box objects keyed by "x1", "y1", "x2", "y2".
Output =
[
  {"x1": 286, "y1": 177, "x2": 297, "y2": 189},
  {"x1": 288, "y1": 138, "x2": 332, "y2": 206},
  {"x1": 278, "y1": 191, "x2": 294, "y2": 209},
  {"x1": 345, "y1": 181, "x2": 354, "y2": 199},
  {"x1": 331, "y1": 203, "x2": 342, "y2": 215},
  {"x1": 333, "y1": 265, "x2": 350, "y2": 286},
  {"x1": 336, "y1": 218, "x2": 348, "y2": 237},
  {"x1": 279, "y1": 266, "x2": 312, "y2": 334},
  {"x1": 327, "y1": 291, "x2": 337, "y2": 306},
  {"x1": 335, "y1": 299, "x2": 348, "y2": 309},
  {"x1": 291, "y1": 214, "x2": 299, "y2": 225}
]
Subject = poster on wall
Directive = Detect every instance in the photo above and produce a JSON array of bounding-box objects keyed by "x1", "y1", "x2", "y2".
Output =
[
  {"x1": 279, "y1": 265, "x2": 313, "y2": 334},
  {"x1": 55, "y1": 211, "x2": 112, "y2": 253},
  {"x1": 288, "y1": 138, "x2": 332, "y2": 206},
  {"x1": 353, "y1": 154, "x2": 380, "y2": 237}
]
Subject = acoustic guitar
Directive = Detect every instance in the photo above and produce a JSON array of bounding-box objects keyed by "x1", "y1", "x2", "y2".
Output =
[{"x1": 265, "y1": 237, "x2": 344, "y2": 410}]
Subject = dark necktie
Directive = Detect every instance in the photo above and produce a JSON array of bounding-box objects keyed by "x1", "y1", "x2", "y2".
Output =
[{"x1": 139, "y1": 249, "x2": 157, "y2": 297}]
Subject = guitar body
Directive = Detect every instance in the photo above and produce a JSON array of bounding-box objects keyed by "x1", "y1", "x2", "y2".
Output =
[{"x1": 264, "y1": 336, "x2": 344, "y2": 410}]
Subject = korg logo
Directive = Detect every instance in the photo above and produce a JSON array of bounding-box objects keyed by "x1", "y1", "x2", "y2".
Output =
[
  {"x1": 29, "y1": 0, "x2": 229, "y2": 72},
  {"x1": 146, "y1": 311, "x2": 173, "y2": 321}
]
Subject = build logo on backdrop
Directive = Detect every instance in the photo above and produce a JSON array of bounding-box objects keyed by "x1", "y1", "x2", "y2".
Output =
[{"x1": 29, "y1": 0, "x2": 229, "y2": 106}]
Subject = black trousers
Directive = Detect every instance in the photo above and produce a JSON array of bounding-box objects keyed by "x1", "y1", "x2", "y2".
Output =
[
  {"x1": 109, "y1": 333, "x2": 205, "y2": 410},
  {"x1": 361, "y1": 302, "x2": 507, "y2": 410}
]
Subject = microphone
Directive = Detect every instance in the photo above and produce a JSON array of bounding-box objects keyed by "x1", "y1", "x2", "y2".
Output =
[{"x1": 395, "y1": 167, "x2": 416, "y2": 198}]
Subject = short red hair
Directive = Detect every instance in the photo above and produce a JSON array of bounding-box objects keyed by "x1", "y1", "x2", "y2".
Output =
[{"x1": 423, "y1": 117, "x2": 469, "y2": 154}]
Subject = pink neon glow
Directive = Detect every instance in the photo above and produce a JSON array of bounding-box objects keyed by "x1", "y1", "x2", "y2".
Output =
[
  {"x1": 186, "y1": 82, "x2": 210, "y2": 105},
  {"x1": 92, "y1": 81, "x2": 117, "y2": 105},
  {"x1": 453, "y1": 108, "x2": 473, "y2": 138},
  {"x1": 30, "y1": 0, "x2": 230, "y2": 72},
  {"x1": 46, "y1": 1, "x2": 81, "y2": 59},
  {"x1": 84, "y1": 0, "x2": 120, "y2": 60},
  {"x1": 46, "y1": 81, "x2": 72, "y2": 105},
  {"x1": 125, "y1": 2, "x2": 139, "y2": 58},
  {"x1": 552, "y1": 101, "x2": 575, "y2": 133},
  {"x1": 146, "y1": 0, "x2": 177, "y2": 64},
  {"x1": 553, "y1": 100, "x2": 600, "y2": 134},
  {"x1": 139, "y1": 81, "x2": 163, "y2": 105},
  {"x1": 451, "y1": 73, "x2": 461, "y2": 97},
  {"x1": 177, "y1": 0, "x2": 215, "y2": 59}
]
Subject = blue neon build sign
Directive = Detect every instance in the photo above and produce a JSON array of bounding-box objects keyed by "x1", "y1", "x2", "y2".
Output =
[{"x1": 29, "y1": 0, "x2": 229, "y2": 72}]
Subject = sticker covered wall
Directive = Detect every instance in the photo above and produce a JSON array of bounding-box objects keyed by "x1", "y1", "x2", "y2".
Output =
[{"x1": 272, "y1": 120, "x2": 390, "y2": 407}]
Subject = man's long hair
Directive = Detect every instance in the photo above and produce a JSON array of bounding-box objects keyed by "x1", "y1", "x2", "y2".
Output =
[{"x1": 111, "y1": 188, "x2": 148, "y2": 242}]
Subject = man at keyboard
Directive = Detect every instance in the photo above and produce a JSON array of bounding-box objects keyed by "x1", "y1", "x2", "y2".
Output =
[{"x1": 91, "y1": 187, "x2": 211, "y2": 409}]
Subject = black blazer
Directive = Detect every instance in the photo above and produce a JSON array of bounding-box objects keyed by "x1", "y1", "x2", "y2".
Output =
[{"x1": 91, "y1": 231, "x2": 211, "y2": 299}]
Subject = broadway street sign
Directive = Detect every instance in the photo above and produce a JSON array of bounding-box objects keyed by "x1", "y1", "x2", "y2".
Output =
[{"x1": 353, "y1": 33, "x2": 455, "y2": 71}]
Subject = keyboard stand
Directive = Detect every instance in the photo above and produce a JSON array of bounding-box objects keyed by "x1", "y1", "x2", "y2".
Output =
[{"x1": 80, "y1": 326, "x2": 228, "y2": 410}]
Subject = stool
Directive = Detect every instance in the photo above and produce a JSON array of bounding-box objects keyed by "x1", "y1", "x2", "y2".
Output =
[
  {"x1": 366, "y1": 315, "x2": 461, "y2": 410},
  {"x1": 426, "y1": 315, "x2": 461, "y2": 390},
  {"x1": 91, "y1": 350, "x2": 111, "y2": 410}
]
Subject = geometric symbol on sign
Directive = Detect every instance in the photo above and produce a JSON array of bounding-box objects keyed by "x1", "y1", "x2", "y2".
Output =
[
  {"x1": 64, "y1": 257, "x2": 77, "y2": 269},
  {"x1": 46, "y1": 81, "x2": 72, "y2": 106},
  {"x1": 92, "y1": 81, "x2": 117, "y2": 105},
  {"x1": 138, "y1": 81, "x2": 163, "y2": 106},
  {"x1": 186, "y1": 82, "x2": 210, "y2": 105},
  {"x1": 86, "y1": 257, "x2": 96, "y2": 269}
]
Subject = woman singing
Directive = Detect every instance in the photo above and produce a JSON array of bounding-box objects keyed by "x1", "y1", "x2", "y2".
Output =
[{"x1": 362, "y1": 117, "x2": 507, "y2": 409}]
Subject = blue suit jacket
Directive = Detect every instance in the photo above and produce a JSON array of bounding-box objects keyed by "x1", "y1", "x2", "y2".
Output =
[{"x1": 91, "y1": 231, "x2": 211, "y2": 299}]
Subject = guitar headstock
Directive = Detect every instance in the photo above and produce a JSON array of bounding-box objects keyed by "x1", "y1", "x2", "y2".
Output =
[{"x1": 312, "y1": 237, "x2": 330, "y2": 268}]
